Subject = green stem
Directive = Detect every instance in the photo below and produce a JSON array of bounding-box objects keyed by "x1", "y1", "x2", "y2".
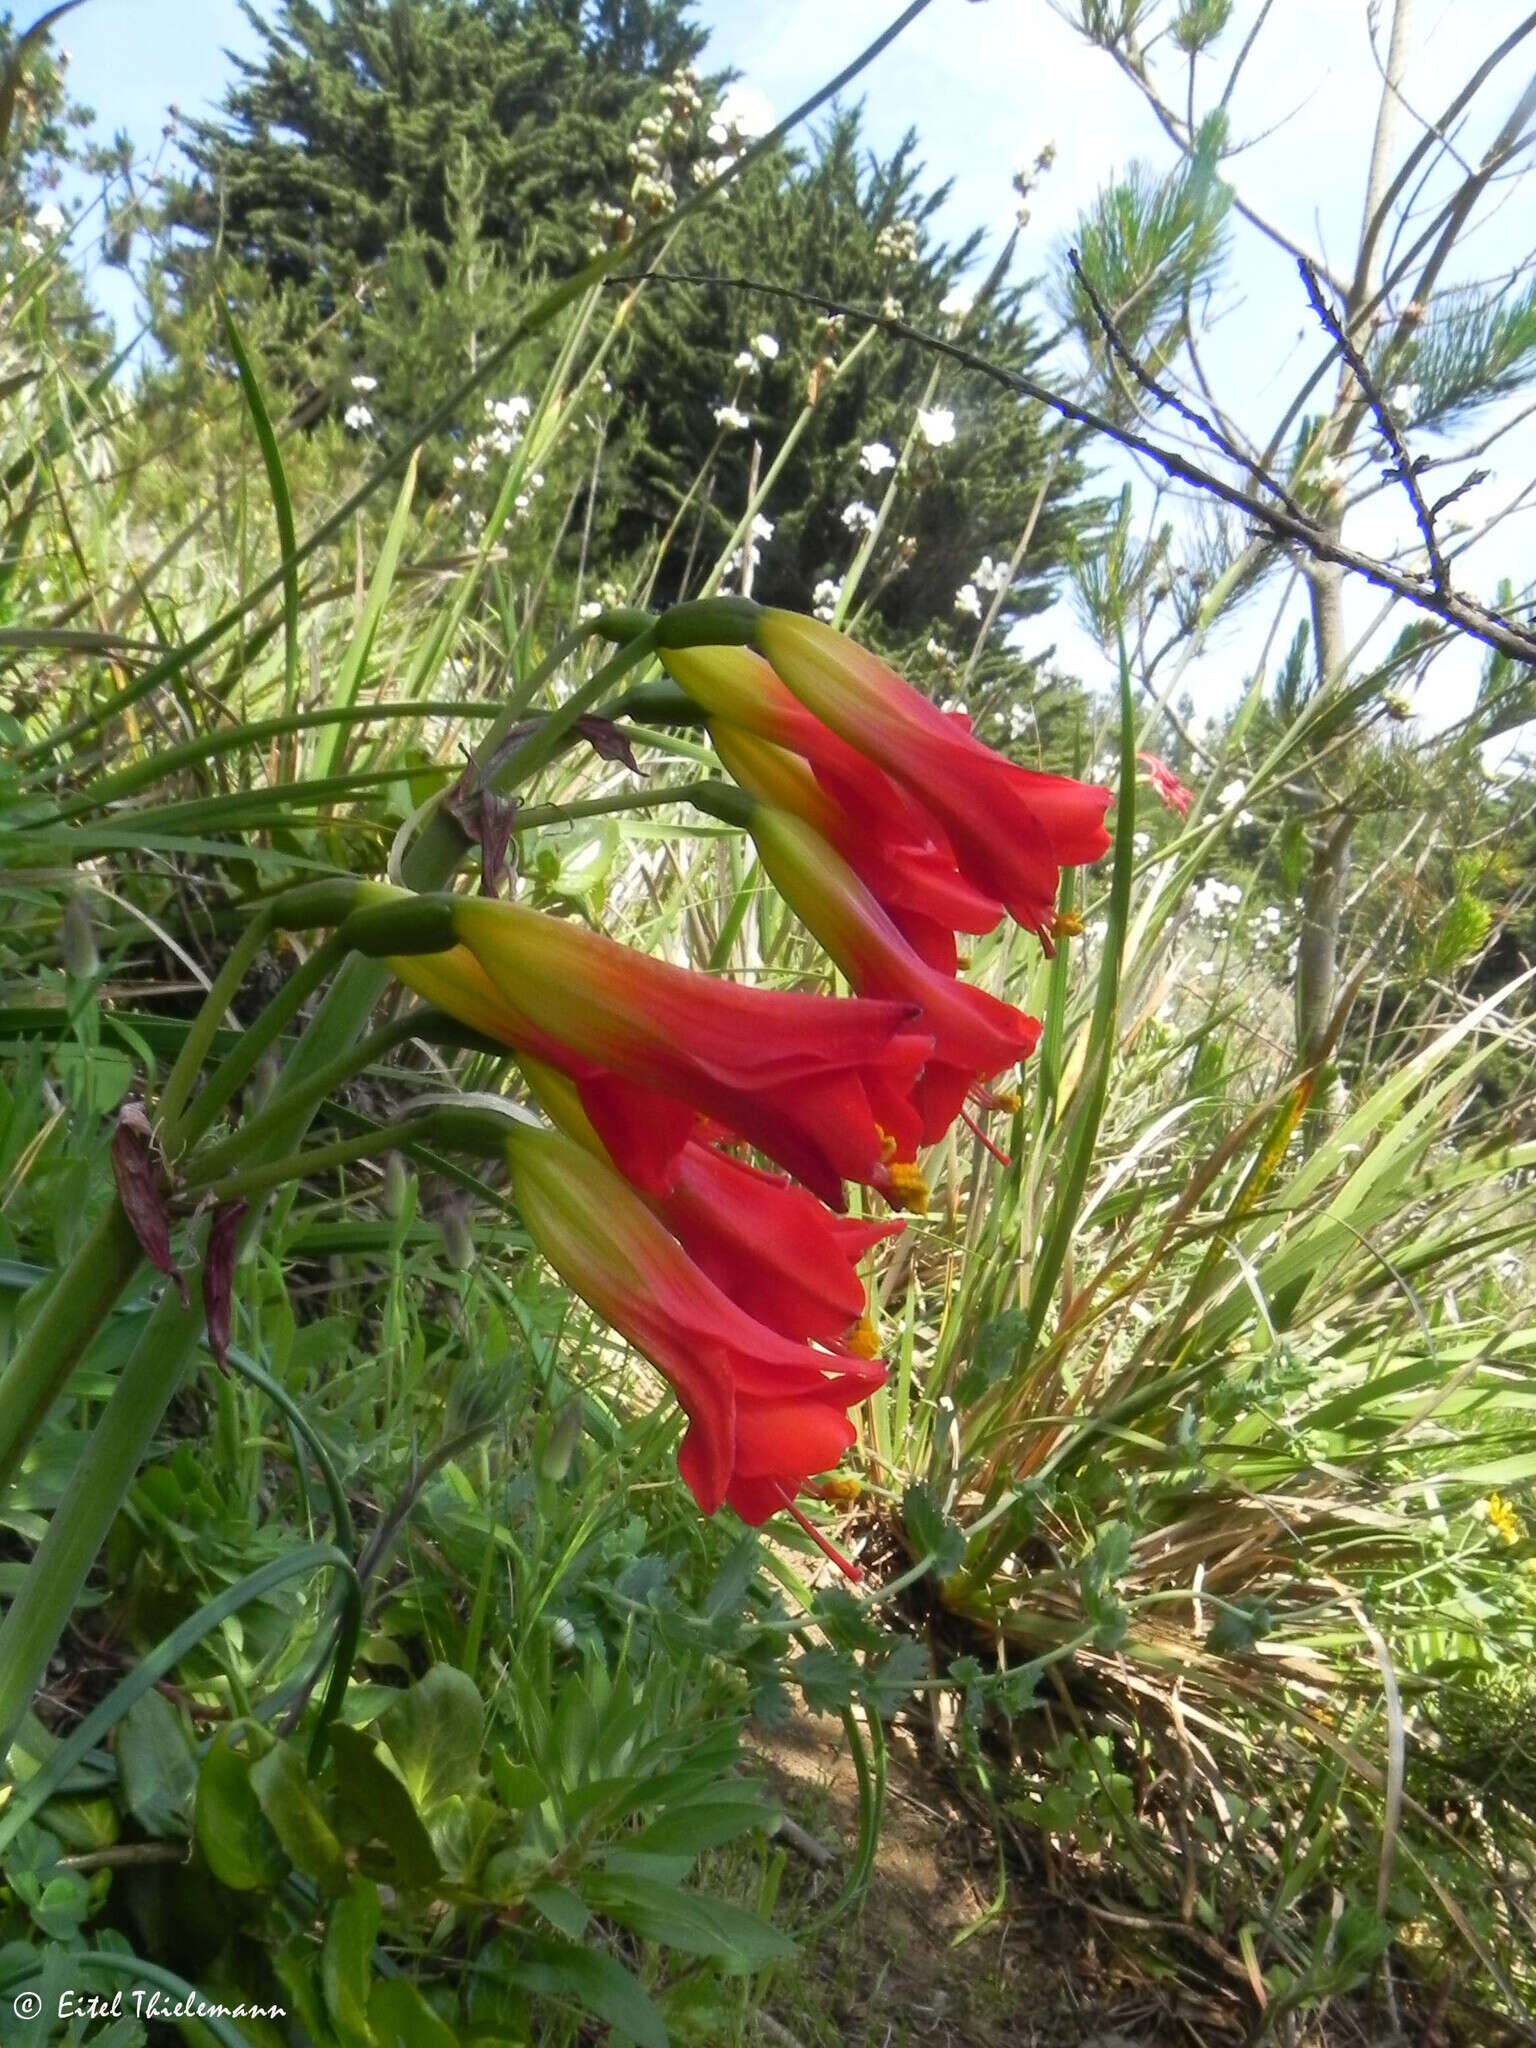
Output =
[
  {"x1": 191, "y1": 1116, "x2": 437, "y2": 1208},
  {"x1": 175, "y1": 932, "x2": 349, "y2": 1152},
  {"x1": 186, "y1": 1009, "x2": 426, "y2": 1184},
  {"x1": 156, "y1": 906, "x2": 274, "y2": 1146},
  {"x1": 0, "y1": 1201, "x2": 144, "y2": 1498}
]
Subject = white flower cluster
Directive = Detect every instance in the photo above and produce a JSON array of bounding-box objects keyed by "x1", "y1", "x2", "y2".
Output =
[
  {"x1": 917, "y1": 406, "x2": 956, "y2": 448},
  {"x1": 813, "y1": 577, "x2": 843, "y2": 622},
  {"x1": 343, "y1": 402, "x2": 373, "y2": 432},
  {"x1": 724, "y1": 512, "x2": 775, "y2": 585},
  {"x1": 451, "y1": 394, "x2": 532, "y2": 473},
  {"x1": 1192, "y1": 877, "x2": 1242, "y2": 922},
  {"x1": 350, "y1": 373, "x2": 377, "y2": 393},
  {"x1": 972, "y1": 554, "x2": 1010, "y2": 594},
  {"x1": 953, "y1": 584, "x2": 982, "y2": 620},
  {"x1": 841, "y1": 500, "x2": 879, "y2": 536},
  {"x1": 694, "y1": 83, "x2": 771, "y2": 185},
  {"x1": 875, "y1": 219, "x2": 920, "y2": 266},
  {"x1": 34, "y1": 201, "x2": 65, "y2": 235},
  {"x1": 713, "y1": 402, "x2": 750, "y2": 432},
  {"x1": 859, "y1": 440, "x2": 896, "y2": 476}
]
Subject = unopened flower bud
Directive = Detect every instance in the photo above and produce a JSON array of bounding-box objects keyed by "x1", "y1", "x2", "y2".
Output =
[
  {"x1": 60, "y1": 892, "x2": 98, "y2": 978},
  {"x1": 540, "y1": 1398, "x2": 584, "y2": 1482},
  {"x1": 381, "y1": 1151, "x2": 410, "y2": 1220},
  {"x1": 247, "y1": 1049, "x2": 281, "y2": 1115},
  {"x1": 440, "y1": 1197, "x2": 475, "y2": 1272}
]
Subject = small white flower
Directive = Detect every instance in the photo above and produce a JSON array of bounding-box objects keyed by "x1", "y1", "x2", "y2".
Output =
[
  {"x1": 716, "y1": 84, "x2": 773, "y2": 139},
  {"x1": 841, "y1": 500, "x2": 878, "y2": 535},
  {"x1": 1133, "y1": 831, "x2": 1151, "y2": 856},
  {"x1": 752, "y1": 332, "x2": 780, "y2": 360},
  {"x1": 812, "y1": 577, "x2": 842, "y2": 621},
  {"x1": 713, "y1": 402, "x2": 750, "y2": 432},
  {"x1": 343, "y1": 402, "x2": 373, "y2": 431},
  {"x1": 749, "y1": 513, "x2": 774, "y2": 542},
  {"x1": 881, "y1": 295, "x2": 905, "y2": 321},
  {"x1": 19, "y1": 231, "x2": 41, "y2": 254},
  {"x1": 953, "y1": 583, "x2": 983, "y2": 619},
  {"x1": 917, "y1": 406, "x2": 956, "y2": 448},
  {"x1": 34, "y1": 201, "x2": 65, "y2": 234},
  {"x1": 1389, "y1": 382, "x2": 1420, "y2": 416},
  {"x1": 972, "y1": 553, "x2": 1010, "y2": 594},
  {"x1": 1192, "y1": 877, "x2": 1242, "y2": 921},
  {"x1": 1317, "y1": 454, "x2": 1347, "y2": 489},
  {"x1": 349, "y1": 373, "x2": 378, "y2": 393},
  {"x1": 939, "y1": 285, "x2": 973, "y2": 325},
  {"x1": 1007, "y1": 700, "x2": 1030, "y2": 739},
  {"x1": 733, "y1": 348, "x2": 757, "y2": 371},
  {"x1": 1216, "y1": 777, "x2": 1247, "y2": 811},
  {"x1": 860, "y1": 440, "x2": 896, "y2": 476},
  {"x1": 579, "y1": 600, "x2": 604, "y2": 620}
]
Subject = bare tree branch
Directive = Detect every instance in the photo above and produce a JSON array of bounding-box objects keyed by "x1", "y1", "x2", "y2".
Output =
[{"x1": 614, "y1": 271, "x2": 1536, "y2": 669}]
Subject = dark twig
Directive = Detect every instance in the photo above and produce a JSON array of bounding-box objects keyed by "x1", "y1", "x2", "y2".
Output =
[
  {"x1": 1067, "y1": 247, "x2": 1312, "y2": 526},
  {"x1": 611, "y1": 271, "x2": 1536, "y2": 669},
  {"x1": 1298, "y1": 257, "x2": 1450, "y2": 592},
  {"x1": 1429, "y1": 469, "x2": 1491, "y2": 520}
]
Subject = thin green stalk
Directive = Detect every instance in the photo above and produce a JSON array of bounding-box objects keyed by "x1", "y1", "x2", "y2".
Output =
[
  {"x1": 0, "y1": 1201, "x2": 144, "y2": 1497},
  {"x1": 156, "y1": 904, "x2": 275, "y2": 1144},
  {"x1": 173, "y1": 932, "x2": 348, "y2": 1152},
  {"x1": 186, "y1": 1009, "x2": 427, "y2": 1185},
  {"x1": 192, "y1": 1115, "x2": 437, "y2": 1208}
]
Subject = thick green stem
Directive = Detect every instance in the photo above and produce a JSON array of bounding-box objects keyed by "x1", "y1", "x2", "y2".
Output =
[
  {"x1": 156, "y1": 907, "x2": 275, "y2": 1145},
  {"x1": 0, "y1": 1202, "x2": 145, "y2": 1497}
]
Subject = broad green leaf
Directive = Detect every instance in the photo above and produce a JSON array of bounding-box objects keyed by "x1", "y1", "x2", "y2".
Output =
[
  {"x1": 510, "y1": 1936, "x2": 666, "y2": 2048},
  {"x1": 329, "y1": 1722, "x2": 441, "y2": 1890},
  {"x1": 195, "y1": 1730, "x2": 289, "y2": 1892},
  {"x1": 117, "y1": 1691, "x2": 196, "y2": 1839},
  {"x1": 250, "y1": 1741, "x2": 349, "y2": 1893},
  {"x1": 377, "y1": 1666, "x2": 486, "y2": 1813},
  {"x1": 323, "y1": 1875, "x2": 383, "y2": 2048},
  {"x1": 581, "y1": 1871, "x2": 796, "y2": 1964}
]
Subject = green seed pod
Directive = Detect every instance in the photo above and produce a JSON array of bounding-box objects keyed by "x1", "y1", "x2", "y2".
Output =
[
  {"x1": 247, "y1": 1049, "x2": 281, "y2": 1115},
  {"x1": 381, "y1": 1151, "x2": 410, "y2": 1220},
  {"x1": 439, "y1": 1198, "x2": 475, "y2": 1273},
  {"x1": 539, "y1": 1398, "x2": 583, "y2": 1483},
  {"x1": 60, "y1": 893, "x2": 99, "y2": 979}
]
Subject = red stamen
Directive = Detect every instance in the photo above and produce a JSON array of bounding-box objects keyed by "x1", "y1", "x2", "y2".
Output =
[
  {"x1": 774, "y1": 1483, "x2": 863, "y2": 1582},
  {"x1": 959, "y1": 1105, "x2": 1011, "y2": 1167}
]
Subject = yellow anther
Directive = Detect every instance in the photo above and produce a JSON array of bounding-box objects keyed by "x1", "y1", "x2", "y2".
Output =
[
  {"x1": 1051, "y1": 909, "x2": 1084, "y2": 940},
  {"x1": 820, "y1": 1474, "x2": 863, "y2": 1503},
  {"x1": 885, "y1": 1160, "x2": 929, "y2": 1214},
  {"x1": 845, "y1": 1313, "x2": 881, "y2": 1359},
  {"x1": 956, "y1": 952, "x2": 973, "y2": 970}
]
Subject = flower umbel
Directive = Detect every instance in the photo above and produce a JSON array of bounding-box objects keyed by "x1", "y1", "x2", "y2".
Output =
[{"x1": 502, "y1": 1121, "x2": 884, "y2": 1535}]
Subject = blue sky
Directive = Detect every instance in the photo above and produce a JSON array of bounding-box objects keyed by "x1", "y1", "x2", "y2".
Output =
[{"x1": 50, "y1": 0, "x2": 1536, "y2": 726}]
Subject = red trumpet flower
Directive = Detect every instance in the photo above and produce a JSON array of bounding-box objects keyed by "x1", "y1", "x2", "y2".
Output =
[
  {"x1": 747, "y1": 806, "x2": 1040, "y2": 1141},
  {"x1": 362, "y1": 884, "x2": 929, "y2": 1207},
  {"x1": 753, "y1": 610, "x2": 1113, "y2": 946},
  {"x1": 519, "y1": 1055, "x2": 901, "y2": 1350},
  {"x1": 665, "y1": 643, "x2": 1004, "y2": 974},
  {"x1": 503, "y1": 1120, "x2": 884, "y2": 1532}
]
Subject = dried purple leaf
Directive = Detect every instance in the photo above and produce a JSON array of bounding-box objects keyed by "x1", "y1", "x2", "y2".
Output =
[
  {"x1": 573, "y1": 715, "x2": 642, "y2": 776},
  {"x1": 111, "y1": 1103, "x2": 189, "y2": 1306},
  {"x1": 201, "y1": 1200, "x2": 249, "y2": 1374}
]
